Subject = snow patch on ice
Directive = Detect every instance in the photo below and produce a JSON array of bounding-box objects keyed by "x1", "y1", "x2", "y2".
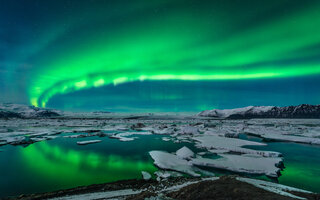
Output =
[
  {"x1": 176, "y1": 146, "x2": 195, "y2": 159},
  {"x1": 149, "y1": 151, "x2": 200, "y2": 177},
  {"x1": 193, "y1": 135, "x2": 281, "y2": 157},
  {"x1": 192, "y1": 154, "x2": 282, "y2": 178}
]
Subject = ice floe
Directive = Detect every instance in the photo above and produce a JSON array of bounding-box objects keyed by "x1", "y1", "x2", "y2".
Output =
[
  {"x1": 109, "y1": 131, "x2": 152, "y2": 142},
  {"x1": 76, "y1": 140, "x2": 102, "y2": 145},
  {"x1": 141, "y1": 171, "x2": 152, "y2": 180},
  {"x1": 149, "y1": 151, "x2": 201, "y2": 177},
  {"x1": 179, "y1": 126, "x2": 199, "y2": 135},
  {"x1": 193, "y1": 135, "x2": 281, "y2": 157},
  {"x1": 192, "y1": 154, "x2": 282, "y2": 178},
  {"x1": 244, "y1": 125, "x2": 320, "y2": 145}
]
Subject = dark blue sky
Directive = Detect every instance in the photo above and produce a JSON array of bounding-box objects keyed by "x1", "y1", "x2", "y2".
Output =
[
  {"x1": 1, "y1": 0, "x2": 320, "y2": 112},
  {"x1": 48, "y1": 76, "x2": 320, "y2": 112}
]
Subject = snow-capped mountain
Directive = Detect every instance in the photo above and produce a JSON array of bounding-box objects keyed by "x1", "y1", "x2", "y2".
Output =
[
  {"x1": 198, "y1": 104, "x2": 320, "y2": 119},
  {"x1": 0, "y1": 103, "x2": 61, "y2": 118}
]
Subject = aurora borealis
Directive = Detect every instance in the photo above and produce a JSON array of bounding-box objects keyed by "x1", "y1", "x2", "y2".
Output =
[{"x1": 1, "y1": 0, "x2": 320, "y2": 111}]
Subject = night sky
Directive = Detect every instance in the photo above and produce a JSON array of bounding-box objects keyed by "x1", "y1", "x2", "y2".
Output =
[{"x1": 1, "y1": 0, "x2": 320, "y2": 112}]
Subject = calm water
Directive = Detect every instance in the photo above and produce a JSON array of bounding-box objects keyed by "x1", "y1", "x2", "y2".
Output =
[
  {"x1": 0, "y1": 133, "x2": 320, "y2": 197},
  {"x1": 248, "y1": 142, "x2": 320, "y2": 193},
  {"x1": 0, "y1": 134, "x2": 197, "y2": 197},
  {"x1": 239, "y1": 134, "x2": 320, "y2": 192}
]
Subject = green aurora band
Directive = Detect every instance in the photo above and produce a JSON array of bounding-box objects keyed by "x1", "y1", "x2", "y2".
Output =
[{"x1": 27, "y1": 1, "x2": 320, "y2": 107}]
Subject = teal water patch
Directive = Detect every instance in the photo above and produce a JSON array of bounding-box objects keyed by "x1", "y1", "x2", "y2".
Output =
[
  {"x1": 0, "y1": 134, "x2": 193, "y2": 198},
  {"x1": 246, "y1": 142, "x2": 320, "y2": 193}
]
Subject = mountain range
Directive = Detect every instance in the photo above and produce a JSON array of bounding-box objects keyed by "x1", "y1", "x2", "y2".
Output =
[{"x1": 198, "y1": 104, "x2": 320, "y2": 119}]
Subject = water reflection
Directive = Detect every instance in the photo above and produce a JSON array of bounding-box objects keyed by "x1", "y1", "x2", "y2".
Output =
[{"x1": 20, "y1": 141, "x2": 157, "y2": 185}]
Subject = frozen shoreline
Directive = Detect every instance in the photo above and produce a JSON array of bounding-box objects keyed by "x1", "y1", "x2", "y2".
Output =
[{"x1": 8, "y1": 176, "x2": 317, "y2": 200}]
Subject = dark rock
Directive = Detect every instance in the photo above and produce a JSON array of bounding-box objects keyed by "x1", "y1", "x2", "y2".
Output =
[
  {"x1": 131, "y1": 123, "x2": 146, "y2": 130},
  {"x1": 0, "y1": 111, "x2": 22, "y2": 118}
]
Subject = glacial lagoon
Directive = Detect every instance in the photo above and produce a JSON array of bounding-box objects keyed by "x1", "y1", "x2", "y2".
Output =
[{"x1": 1, "y1": 132, "x2": 320, "y2": 197}]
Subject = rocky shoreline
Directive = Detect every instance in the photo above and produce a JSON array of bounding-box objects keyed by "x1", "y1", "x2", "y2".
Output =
[{"x1": 4, "y1": 176, "x2": 319, "y2": 200}]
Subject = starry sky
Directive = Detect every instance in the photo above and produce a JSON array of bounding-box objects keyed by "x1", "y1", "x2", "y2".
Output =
[{"x1": 1, "y1": 0, "x2": 320, "y2": 112}]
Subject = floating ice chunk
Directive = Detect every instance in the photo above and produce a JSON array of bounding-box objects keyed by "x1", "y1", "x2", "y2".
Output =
[
  {"x1": 236, "y1": 177, "x2": 312, "y2": 199},
  {"x1": 154, "y1": 170, "x2": 183, "y2": 180},
  {"x1": 119, "y1": 137, "x2": 135, "y2": 142},
  {"x1": 141, "y1": 171, "x2": 152, "y2": 180},
  {"x1": 193, "y1": 135, "x2": 281, "y2": 157},
  {"x1": 180, "y1": 126, "x2": 198, "y2": 135},
  {"x1": 176, "y1": 146, "x2": 195, "y2": 159},
  {"x1": 154, "y1": 171, "x2": 172, "y2": 180},
  {"x1": 152, "y1": 128, "x2": 175, "y2": 135},
  {"x1": 109, "y1": 131, "x2": 151, "y2": 142},
  {"x1": 64, "y1": 134, "x2": 87, "y2": 138},
  {"x1": 192, "y1": 153, "x2": 282, "y2": 178},
  {"x1": 109, "y1": 135, "x2": 135, "y2": 142},
  {"x1": 244, "y1": 124, "x2": 320, "y2": 145},
  {"x1": 162, "y1": 137, "x2": 171, "y2": 141},
  {"x1": 197, "y1": 152, "x2": 206, "y2": 156},
  {"x1": 117, "y1": 131, "x2": 152, "y2": 137},
  {"x1": 149, "y1": 151, "x2": 200, "y2": 177},
  {"x1": 76, "y1": 140, "x2": 102, "y2": 145}
]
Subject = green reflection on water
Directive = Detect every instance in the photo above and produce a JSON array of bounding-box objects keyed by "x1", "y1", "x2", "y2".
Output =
[
  {"x1": 248, "y1": 142, "x2": 320, "y2": 193},
  {"x1": 20, "y1": 142, "x2": 157, "y2": 187}
]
